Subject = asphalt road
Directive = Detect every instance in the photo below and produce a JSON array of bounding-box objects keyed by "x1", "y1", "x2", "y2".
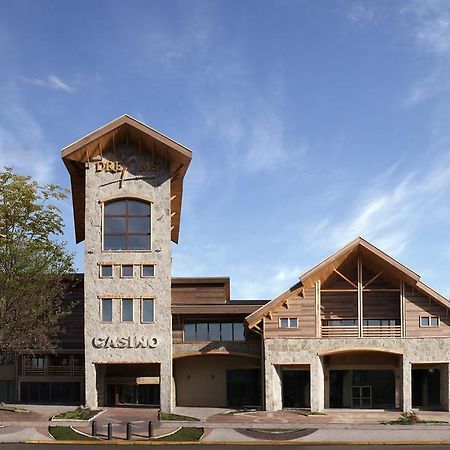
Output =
[{"x1": 3, "y1": 445, "x2": 450, "y2": 450}]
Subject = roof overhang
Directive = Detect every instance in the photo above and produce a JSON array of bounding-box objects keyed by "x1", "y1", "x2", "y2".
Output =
[{"x1": 61, "y1": 115, "x2": 192, "y2": 243}]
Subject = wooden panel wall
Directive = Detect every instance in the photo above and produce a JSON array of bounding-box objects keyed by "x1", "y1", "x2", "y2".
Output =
[
  {"x1": 321, "y1": 293, "x2": 357, "y2": 320},
  {"x1": 405, "y1": 285, "x2": 450, "y2": 337},
  {"x1": 363, "y1": 291, "x2": 400, "y2": 319},
  {"x1": 171, "y1": 282, "x2": 227, "y2": 304},
  {"x1": 263, "y1": 287, "x2": 316, "y2": 338}
]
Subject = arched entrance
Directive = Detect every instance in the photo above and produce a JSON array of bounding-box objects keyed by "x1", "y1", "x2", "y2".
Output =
[
  {"x1": 174, "y1": 354, "x2": 261, "y2": 408},
  {"x1": 320, "y1": 349, "x2": 402, "y2": 409}
]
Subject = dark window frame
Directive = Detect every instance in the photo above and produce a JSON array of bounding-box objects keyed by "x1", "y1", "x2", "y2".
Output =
[
  {"x1": 182, "y1": 321, "x2": 246, "y2": 342},
  {"x1": 103, "y1": 199, "x2": 151, "y2": 251}
]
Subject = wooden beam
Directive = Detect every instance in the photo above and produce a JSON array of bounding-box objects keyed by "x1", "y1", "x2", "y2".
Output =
[
  {"x1": 321, "y1": 289, "x2": 357, "y2": 293},
  {"x1": 357, "y1": 256, "x2": 363, "y2": 338},
  {"x1": 334, "y1": 269, "x2": 357, "y2": 289},
  {"x1": 363, "y1": 289, "x2": 400, "y2": 292},
  {"x1": 171, "y1": 195, "x2": 177, "y2": 202},
  {"x1": 400, "y1": 280, "x2": 406, "y2": 337},
  {"x1": 363, "y1": 270, "x2": 384, "y2": 289},
  {"x1": 315, "y1": 280, "x2": 321, "y2": 338}
]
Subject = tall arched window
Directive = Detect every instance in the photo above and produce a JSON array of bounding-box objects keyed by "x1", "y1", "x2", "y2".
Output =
[{"x1": 103, "y1": 199, "x2": 151, "y2": 250}]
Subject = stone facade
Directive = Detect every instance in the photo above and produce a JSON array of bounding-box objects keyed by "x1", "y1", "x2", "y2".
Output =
[
  {"x1": 263, "y1": 337, "x2": 450, "y2": 412},
  {"x1": 84, "y1": 145, "x2": 173, "y2": 411}
]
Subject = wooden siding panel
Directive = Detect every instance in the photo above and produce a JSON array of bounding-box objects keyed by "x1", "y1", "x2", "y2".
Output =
[
  {"x1": 171, "y1": 283, "x2": 227, "y2": 304},
  {"x1": 363, "y1": 291, "x2": 400, "y2": 319},
  {"x1": 321, "y1": 293, "x2": 357, "y2": 320},
  {"x1": 405, "y1": 284, "x2": 450, "y2": 337},
  {"x1": 264, "y1": 287, "x2": 315, "y2": 338}
]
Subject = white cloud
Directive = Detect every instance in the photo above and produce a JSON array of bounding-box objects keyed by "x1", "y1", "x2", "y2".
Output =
[
  {"x1": 21, "y1": 74, "x2": 74, "y2": 93},
  {"x1": 345, "y1": 1, "x2": 377, "y2": 24}
]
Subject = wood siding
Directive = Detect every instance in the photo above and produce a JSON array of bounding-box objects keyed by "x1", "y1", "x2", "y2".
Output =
[
  {"x1": 171, "y1": 281, "x2": 229, "y2": 304},
  {"x1": 321, "y1": 293, "x2": 358, "y2": 320},
  {"x1": 263, "y1": 287, "x2": 316, "y2": 338},
  {"x1": 405, "y1": 284, "x2": 450, "y2": 337},
  {"x1": 363, "y1": 291, "x2": 400, "y2": 319}
]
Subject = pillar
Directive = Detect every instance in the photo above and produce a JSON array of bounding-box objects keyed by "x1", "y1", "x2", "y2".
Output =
[
  {"x1": 440, "y1": 363, "x2": 450, "y2": 412},
  {"x1": 402, "y1": 357, "x2": 412, "y2": 412},
  {"x1": 85, "y1": 362, "x2": 98, "y2": 408},
  {"x1": 311, "y1": 356, "x2": 325, "y2": 412},
  {"x1": 264, "y1": 363, "x2": 282, "y2": 411},
  {"x1": 160, "y1": 359, "x2": 172, "y2": 413}
]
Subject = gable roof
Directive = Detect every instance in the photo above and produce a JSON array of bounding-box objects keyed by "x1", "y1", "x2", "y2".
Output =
[
  {"x1": 245, "y1": 236, "x2": 449, "y2": 330},
  {"x1": 61, "y1": 115, "x2": 192, "y2": 243}
]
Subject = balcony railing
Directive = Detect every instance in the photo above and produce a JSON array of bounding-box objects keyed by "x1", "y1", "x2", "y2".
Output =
[{"x1": 321, "y1": 319, "x2": 401, "y2": 338}]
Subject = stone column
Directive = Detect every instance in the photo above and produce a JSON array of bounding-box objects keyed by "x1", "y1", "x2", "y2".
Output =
[
  {"x1": 402, "y1": 356, "x2": 412, "y2": 412},
  {"x1": 311, "y1": 356, "x2": 325, "y2": 412},
  {"x1": 440, "y1": 363, "x2": 450, "y2": 412},
  {"x1": 264, "y1": 363, "x2": 282, "y2": 411},
  {"x1": 160, "y1": 359, "x2": 172, "y2": 413},
  {"x1": 85, "y1": 362, "x2": 98, "y2": 409}
]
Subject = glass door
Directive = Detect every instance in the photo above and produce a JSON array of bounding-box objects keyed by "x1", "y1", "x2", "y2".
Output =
[{"x1": 352, "y1": 386, "x2": 372, "y2": 408}]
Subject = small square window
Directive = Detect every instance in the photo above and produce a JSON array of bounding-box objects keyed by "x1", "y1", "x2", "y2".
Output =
[
  {"x1": 141, "y1": 299, "x2": 154, "y2": 323},
  {"x1": 280, "y1": 317, "x2": 298, "y2": 328},
  {"x1": 289, "y1": 318, "x2": 298, "y2": 328},
  {"x1": 101, "y1": 299, "x2": 112, "y2": 322},
  {"x1": 142, "y1": 264, "x2": 155, "y2": 277},
  {"x1": 280, "y1": 318, "x2": 289, "y2": 328},
  {"x1": 121, "y1": 299, "x2": 134, "y2": 322},
  {"x1": 100, "y1": 265, "x2": 113, "y2": 278},
  {"x1": 121, "y1": 265, "x2": 134, "y2": 278},
  {"x1": 430, "y1": 316, "x2": 439, "y2": 327},
  {"x1": 420, "y1": 317, "x2": 429, "y2": 327}
]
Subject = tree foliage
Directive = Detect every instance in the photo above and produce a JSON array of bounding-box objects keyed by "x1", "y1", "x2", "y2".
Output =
[{"x1": 0, "y1": 167, "x2": 74, "y2": 351}]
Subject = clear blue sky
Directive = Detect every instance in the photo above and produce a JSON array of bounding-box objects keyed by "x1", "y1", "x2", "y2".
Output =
[{"x1": 1, "y1": 0, "x2": 450, "y2": 299}]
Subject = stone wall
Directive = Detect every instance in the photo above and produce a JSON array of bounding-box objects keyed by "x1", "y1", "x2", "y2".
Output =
[{"x1": 84, "y1": 145, "x2": 173, "y2": 411}]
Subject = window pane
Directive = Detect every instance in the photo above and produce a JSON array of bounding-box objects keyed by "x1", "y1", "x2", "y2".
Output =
[
  {"x1": 142, "y1": 265, "x2": 155, "y2": 277},
  {"x1": 104, "y1": 217, "x2": 126, "y2": 234},
  {"x1": 184, "y1": 323, "x2": 195, "y2": 341},
  {"x1": 121, "y1": 265, "x2": 133, "y2": 277},
  {"x1": 122, "y1": 299, "x2": 133, "y2": 322},
  {"x1": 431, "y1": 317, "x2": 439, "y2": 326},
  {"x1": 233, "y1": 323, "x2": 245, "y2": 340},
  {"x1": 289, "y1": 318, "x2": 298, "y2": 328},
  {"x1": 209, "y1": 323, "x2": 221, "y2": 340},
  {"x1": 102, "y1": 299, "x2": 112, "y2": 322},
  {"x1": 104, "y1": 235, "x2": 127, "y2": 250},
  {"x1": 196, "y1": 323, "x2": 208, "y2": 340},
  {"x1": 128, "y1": 200, "x2": 150, "y2": 216},
  {"x1": 421, "y1": 317, "x2": 429, "y2": 327},
  {"x1": 128, "y1": 216, "x2": 150, "y2": 234},
  {"x1": 221, "y1": 323, "x2": 233, "y2": 340},
  {"x1": 105, "y1": 201, "x2": 126, "y2": 215},
  {"x1": 280, "y1": 318, "x2": 289, "y2": 328},
  {"x1": 142, "y1": 299, "x2": 154, "y2": 322},
  {"x1": 128, "y1": 235, "x2": 151, "y2": 250},
  {"x1": 73, "y1": 357, "x2": 84, "y2": 366},
  {"x1": 101, "y1": 265, "x2": 113, "y2": 277}
]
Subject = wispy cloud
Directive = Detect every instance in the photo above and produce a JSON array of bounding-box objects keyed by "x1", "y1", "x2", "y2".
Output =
[
  {"x1": 345, "y1": 1, "x2": 378, "y2": 24},
  {"x1": 309, "y1": 154, "x2": 450, "y2": 256},
  {"x1": 21, "y1": 74, "x2": 75, "y2": 93}
]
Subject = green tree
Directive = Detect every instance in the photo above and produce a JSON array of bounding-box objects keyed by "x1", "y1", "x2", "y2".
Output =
[{"x1": 0, "y1": 167, "x2": 74, "y2": 352}]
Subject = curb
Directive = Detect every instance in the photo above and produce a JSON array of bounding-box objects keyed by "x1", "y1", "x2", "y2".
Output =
[{"x1": 25, "y1": 439, "x2": 450, "y2": 445}]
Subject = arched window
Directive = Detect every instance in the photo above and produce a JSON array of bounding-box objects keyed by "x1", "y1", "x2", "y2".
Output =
[{"x1": 103, "y1": 199, "x2": 151, "y2": 250}]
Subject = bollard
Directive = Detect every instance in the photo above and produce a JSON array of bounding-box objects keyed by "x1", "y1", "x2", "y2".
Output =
[
  {"x1": 107, "y1": 422, "x2": 113, "y2": 440},
  {"x1": 148, "y1": 421, "x2": 153, "y2": 438},
  {"x1": 91, "y1": 420, "x2": 97, "y2": 437},
  {"x1": 126, "y1": 422, "x2": 132, "y2": 440}
]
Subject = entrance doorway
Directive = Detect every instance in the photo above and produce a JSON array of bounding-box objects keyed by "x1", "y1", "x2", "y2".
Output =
[
  {"x1": 226, "y1": 369, "x2": 261, "y2": 408},
  {"x1": 412, "y1": 366, "x2": 441, "y2": 409},
  {"x1": 107, "y1": 384, "x2": 159, "y2": 406},
  {"x1": 330, "y1": 370, "x2": 395, "y2": 408},
  {"x1": 282, "y1": 369, "x2": 311, "y2": 408}
]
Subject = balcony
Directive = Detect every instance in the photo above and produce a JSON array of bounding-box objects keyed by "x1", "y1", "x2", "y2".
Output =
[{"x1": 321, "y1": 319, "x2": 401, "y2": 338}]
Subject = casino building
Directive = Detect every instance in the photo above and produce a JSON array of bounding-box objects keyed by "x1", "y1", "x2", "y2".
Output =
[{"x1": 1, "y1": 115, "x2": 450, "y2": 413}]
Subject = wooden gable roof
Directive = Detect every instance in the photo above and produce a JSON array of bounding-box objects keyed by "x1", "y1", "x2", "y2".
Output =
[
  {"x1": 245, "y1": 237, "x2": 449, "y2": 330},
  {"x1": 61, "y1": 115, "x2": 192, "y2": 244}
]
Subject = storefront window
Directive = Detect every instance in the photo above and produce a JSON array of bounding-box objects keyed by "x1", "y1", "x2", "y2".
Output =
[{"x1": 183, "y1": 322, "x2": 246, "y2": 341}]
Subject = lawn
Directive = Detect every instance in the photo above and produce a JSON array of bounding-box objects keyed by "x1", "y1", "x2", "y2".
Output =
[
  {"x1": 159, "y1": 412, "x2": 200, "y2": 421},
  {"x1": 49, "y1": 426, "x2": 94, "y2": 440},
  {"x1": 158, "y1": 427, "x2": 203, "y2": 441}
]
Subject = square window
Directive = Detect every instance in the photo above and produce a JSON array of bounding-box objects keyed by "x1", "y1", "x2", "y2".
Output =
[
  {"x1": 289, "y1": 318, "x2": 298, "y2": 328},
  {"x1": 121, "y1": 265, "x2": 133, "y2": 278},
  {"x1": 142, "y1": 264, "x2": 155, "y2": 277},
  {"x1": 121, "y1": 299, "x2": 133, "y2": 322},
  {"x1": 233, "y1": 323, "x2": 245, "y2": 341},
  {"x1": 141, "y1": 299, "x2": 154, "y2": 323},
  {"x1": 280, "y1": 318, "x2": 289, "y2": 328},
  {"x1": 102, "y1": 299, "x2": 112, "y2": 322},
  {"x1": 430, "y1": 316, "x2": 439, "y2": 327},
  {"x1": 184, "y1": 323, "x2": 196, "y2": 341},
  {"x1": 100, "y1": 265, "x2": 113, "y2": 278},
  {"x1": 420, "y1": 317, "x2": 430, "y2": 327}
]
